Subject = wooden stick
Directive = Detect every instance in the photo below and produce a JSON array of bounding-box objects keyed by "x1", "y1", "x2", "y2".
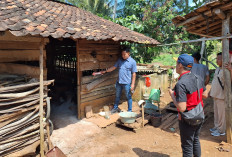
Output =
[
  {"x1": 0, "y1": 104, "x2": 39, "y2": 123},
  {"x1": 0, "y1": 112, "x2": 39, "y2": 136},
  {"x1": 0, "y1": 87, "x2": 39, "y2": 98},
  {"x1": 0, "y1": 99, "x2": 40, "y2": 114},
  {"x1": 0, "y1": 130, "x2": 39, "y2": 145},
  {"x1": 142, "y1": 103, "x2": 144, "y2": 128},
  {"x1": 39, "y1": 38, "x2": 45, "y2": 157},
  {"x1": 46, "y1": 123, "x2": 52, "y2": 150},
  {"x1": 0, "y1": 94, "x2": 39, "y2": 106},
  {"x1": 214, "y1": 8, "x2": 226, "y2": 20},
  {"x1": 0, "y1": 123, "x2": 39, "y2": 142},
  {"x1": 0, "y1": 80, "x2": 54, "y2": 93}
]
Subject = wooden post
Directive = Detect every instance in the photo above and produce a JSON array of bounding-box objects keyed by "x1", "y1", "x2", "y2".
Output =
[
  {"x1": 76, "y1": 40, "x2": 81, "y2": 119},
  {"x1": 39, "y1": 38, "x2": 45, "y2": 156},
  {"x1": 142, "y1": 103, "x2": 144, "y2": 128},
  {"x1": 222, "y1": 13, "x2": 232, "y2": 144},
  {"x1": 200, "y1": 37, "x2": 205, "y2": 64}
]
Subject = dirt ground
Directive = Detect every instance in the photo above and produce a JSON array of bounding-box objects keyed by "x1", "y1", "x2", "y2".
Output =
[{"x1": 50, "y1": 85, "x2": 232, "y2": 157}]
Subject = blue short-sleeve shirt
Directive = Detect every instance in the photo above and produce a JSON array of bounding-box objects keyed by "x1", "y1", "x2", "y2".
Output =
[{"x1": 114, "y1": 56, "x2": 137, "y2": 84}]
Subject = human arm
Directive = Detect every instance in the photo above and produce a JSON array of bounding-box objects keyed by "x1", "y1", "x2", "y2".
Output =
[
  {"x1": 169, "y1": 89, "x2": 187, "y2": 112},
  {"x1": 130, "y1": 72, "x2": 136, "y2": 91},
  {"x1": 101, "y1": 66, "x2": 117, "y2": 74},
  {"x1": 205, "y1": 75, "x2": 210, "y2": 85},
  {"x1": 202, "y1": 90, "x2": 208, "y2": 99},
  {"x1": 205, "y1": 66, "x2": 210, "y2": 85}
]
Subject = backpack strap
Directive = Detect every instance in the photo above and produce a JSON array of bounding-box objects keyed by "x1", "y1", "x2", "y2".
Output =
[
  {"x1": 191, "y1": 73, "x2": 200, "y2": 100},
  {"x1": 217, "y1": 69, "x2": 224, "y2": 90}
]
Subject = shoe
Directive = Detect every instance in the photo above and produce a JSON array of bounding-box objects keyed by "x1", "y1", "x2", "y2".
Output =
[
  {"x1": 209, "y1": 127, "x2": 217, "y2": 132},
  {"x1": 111, "y1": 108, "x2": 119, "y2": 114},
  {"x1": 211, "y1": 130, "x2": 226, "y2": 136}
]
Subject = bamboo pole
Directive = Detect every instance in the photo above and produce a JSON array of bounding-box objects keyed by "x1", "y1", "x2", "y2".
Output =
[
  {"x1": 39, "y1": 39, "x2": 45, "y2": 156},
  {"x1": 222, "y1": 13, "x2": 232, "y2": 144},
  {"x1": 157, "y1": 35, "x2": 232, "y2": 47}
]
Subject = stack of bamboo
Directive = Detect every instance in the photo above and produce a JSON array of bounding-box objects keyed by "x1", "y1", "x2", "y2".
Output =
[{"x1": 0, "y1": 74, "x2": 54, "y2": 156}]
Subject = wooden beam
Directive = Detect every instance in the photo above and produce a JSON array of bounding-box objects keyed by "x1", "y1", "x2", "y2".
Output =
[
  {"x1": 0, "y1": 63, "x2": 47, "y2": 79},
  {"x1": 208, "y1": 29, "x2": 221, "y2": 37},
  {"x1": 39, "y1": 39, "x2": 45, "y2": 157},
  {"x1": 188, "y1": 31, "x2": 214, "y2": 38},
  {"x1": 176, "y1": 1, "x2": 232, "y2": 27},
  {"x1": 0, "y1": 41, "x2": 42, "y2": 50},
  {"x1": 195, "y1": 20, "x2": 222, "y2": 33},
  {"x1": 76, "y1": 40, "x2": 81, "y2": 119},
  {"x1": 0, "y1": 31, "x2": 49, "y2": 43},
  {"x1": 208, "y1": 23, "x2": 223, "y2": 32},
  {"x1": 214, "y1": 9, "x2": 226, "y2": 20},
  {"x1": 222, "y1": 13, "x2": 232, "y2": 144},
  {"x1": 0, "y1": 50, "x2": 40, "y2": 62}
]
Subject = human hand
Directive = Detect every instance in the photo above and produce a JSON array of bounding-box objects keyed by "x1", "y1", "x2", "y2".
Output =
[
  {"x1": 169, "y1": 88, "x2": 174, "y2": 97},
  {"x1": 101, "y1": 71, "x2": 107, "y2": 74},
  {"x1": 224, "y1": 62, "x2": 232, "y2": 72},
  {"x1": 92, "y1": 71, "x2": 105, "y2": 76},
  {"x1": 130, "y1": 84, "x2": 135, "y2": 91}
]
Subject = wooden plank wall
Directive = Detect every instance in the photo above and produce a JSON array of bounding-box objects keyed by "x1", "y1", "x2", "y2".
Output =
[
  {"x1": 77, "y1": 39, "x2": 121, "y2": 118},
  {"x1": 0, "y1": 31, "x2": 48, "y2": 79}
]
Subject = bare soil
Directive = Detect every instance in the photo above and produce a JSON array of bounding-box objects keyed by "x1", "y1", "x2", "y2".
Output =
[{"x1": 50, "y1": 85, "x2": 232, "y2": 157}]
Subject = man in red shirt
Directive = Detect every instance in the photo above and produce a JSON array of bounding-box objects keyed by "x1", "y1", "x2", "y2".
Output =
[{"x1": 169, "y1": 54, "x2": 208, "y2": 157}]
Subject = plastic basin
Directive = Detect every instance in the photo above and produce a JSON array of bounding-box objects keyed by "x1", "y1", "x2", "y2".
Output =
[{"x1": 119, "y1": 112, "x2": 137, "y2": 124}]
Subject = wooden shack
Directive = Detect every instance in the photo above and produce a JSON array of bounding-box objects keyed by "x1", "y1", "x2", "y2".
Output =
[
  {"x1": 0, "y1": 0, "x2": 159, "y2": 120},
  {"x1": 172, "y1": 0, "x2": 232, "y2": 143}
]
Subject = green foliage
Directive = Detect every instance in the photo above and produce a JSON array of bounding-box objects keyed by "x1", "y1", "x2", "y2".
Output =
[
  {"x1": 153, "y1": 53, "x2": 179, "y2": 66},
  {"x1": 58, "y1": 0, "x2": 114, "y2": 16},
  {"x1": 57, "y1": 0, "x2": 222, "y2": 67}
]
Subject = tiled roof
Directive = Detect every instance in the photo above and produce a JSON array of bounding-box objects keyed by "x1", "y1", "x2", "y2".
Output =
[{"x1": 0, "y1": 0, "x2": 160, "y2": 45}]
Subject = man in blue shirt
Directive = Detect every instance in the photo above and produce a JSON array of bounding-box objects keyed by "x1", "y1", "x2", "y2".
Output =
[
  {"x1": 101, "y1": 47, "x2": 137, "y2": 113},
  {"x1": 191, "y1": 53, "x2": 210, "y2": 86}
]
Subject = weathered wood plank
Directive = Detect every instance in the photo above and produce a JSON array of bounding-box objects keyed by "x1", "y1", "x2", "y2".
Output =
[
  {"x1": 81, "y1": 90, "x2": 115, "y2": 103},
  {"x1": 0, "y1": 31, "x2": 48, "y2": 43},
  {"x1": 79, "y1": 50, "x2": 120, "y2": 55},
  {"x1": 81, "y1": 77, "x2": 117, "y2": 92},
  {"x1": 80, "y1": 61, "x2": 99, "y2": 71},
  {"x1": 81, "y1": 75, "x2": 102, "y2": 85},
  {"x1": 0, "y1": 50, "x2": 40, "y2": 62},
  {"x1": 0, "y1": 41, "x2": 44, "y2": 50},
  {"x1": 80, "y1": 95, "x2": 115, "y2": 118},
  {"x1": 79, "y1": 54, "x2": 118, "y2": 62},
  {"x1": 81, "y1": 84, "x2": 115, "y2": 95},
  {"x1": 99, "y1": 61, "x2": 115, "y2": 69},
  {"x1": 81, "y1": 70, "x2": 118, "y2": 85},
  {"x1": 81, "y1": 87, "x2": 115, "y2": 99},
  {"x1": 0, "y1": 63, "x2": 47, "y2": 79},
  {"x1": 83, "y1": 70, "x2": 118, "y2": 91}
]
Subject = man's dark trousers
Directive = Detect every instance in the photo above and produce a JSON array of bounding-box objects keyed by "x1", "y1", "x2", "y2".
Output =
[{"x1": 179, "y1": 119, "x2": 203, "y2": 157}]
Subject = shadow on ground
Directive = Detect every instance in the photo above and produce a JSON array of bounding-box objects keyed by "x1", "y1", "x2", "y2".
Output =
[{"x1": 133, "y1": 148, "x2": 170, "y2": 157}]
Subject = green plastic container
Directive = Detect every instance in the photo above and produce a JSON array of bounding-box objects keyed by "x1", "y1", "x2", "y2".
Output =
[{"x1": 149, "y1": 89, "x2": 160, "y2": 102}]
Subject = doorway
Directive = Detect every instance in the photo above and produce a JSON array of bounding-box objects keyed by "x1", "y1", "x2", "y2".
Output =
[{"x1": 46, "y1": 38, "x2": 78, "y2": 129}]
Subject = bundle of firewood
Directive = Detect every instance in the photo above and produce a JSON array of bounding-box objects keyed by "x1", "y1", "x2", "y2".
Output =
[{"x1": 0, "y1": 74, "x2": 54, "y2": 156}]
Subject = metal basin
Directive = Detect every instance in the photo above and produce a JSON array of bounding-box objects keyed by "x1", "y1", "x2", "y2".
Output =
[{"x1": 119, "y1": 112, "x2": 137, "y2": 124}]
